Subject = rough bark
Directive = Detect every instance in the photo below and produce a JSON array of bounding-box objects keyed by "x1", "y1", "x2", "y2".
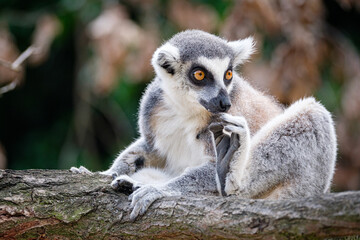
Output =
[{"x1": 0, "y1": 169, "x2": 359, "y2": 240}]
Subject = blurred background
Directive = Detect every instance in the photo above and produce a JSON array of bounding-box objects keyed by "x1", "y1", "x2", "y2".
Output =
[{"x1": 0, "y1": 0, "x2": 359, "y2": 191}]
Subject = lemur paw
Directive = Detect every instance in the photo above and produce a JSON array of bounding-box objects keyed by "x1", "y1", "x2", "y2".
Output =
[
  {"x1": 111, "y1": 175, "x2": 142, "y2": 195},
  {"x1": 128, "y1": 185, "x2": 166, "y2": 221},
  {"x1": 213, "y1": 114, "x2": 249, "y2": 196},
  {"x1": 220, "y1": 114, "x2": 248, "y2": 138},
  {"x1": 70, "y1": 166, "x2": 93, "y2": 174},
  {"x1": 100, "y1": 169, "x2": 119, "y2": 179}
]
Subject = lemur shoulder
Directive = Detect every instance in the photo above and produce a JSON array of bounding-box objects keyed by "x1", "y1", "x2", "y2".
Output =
[{"x1": 72, "y1": 30, "x2": 337, "y2": 221}]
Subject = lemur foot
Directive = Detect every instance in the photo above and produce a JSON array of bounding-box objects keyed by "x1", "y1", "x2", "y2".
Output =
[
  {"x1": 70, "y1": 166, "x2": 93, "y2": 174},
  {"x1": 128, "y1": 185, "x2": 167, "y2": 221},
  {"x1": 70, "y1": 166, "x2": 116, "y2": 178},
  {"x1": 111, "y1": 175, "x2": 142, "y2": 195},
  {"x1": 211, "y1": 113, "x2": 249, "y2": 196}
]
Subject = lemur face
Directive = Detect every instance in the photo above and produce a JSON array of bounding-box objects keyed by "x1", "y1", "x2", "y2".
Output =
[
  {"x1": 186, "y1": 56, "x2": 233, "y2": 113},
  {"x1": 152, "y1": 30, "x2": 254, "y2": 114}
]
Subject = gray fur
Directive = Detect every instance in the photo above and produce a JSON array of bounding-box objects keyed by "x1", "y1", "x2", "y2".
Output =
[
  {"x1": 169, "y1": 30, "x2": 234, "y2": 62},
  {"x1": 138, "y1": 79, "x2": 163, "y2": 151},
  {"x1": 71, "y1": 30, "x2": 337, "y2": 221},
  {"x1": 227, "y1": 98, "x2": 337, "y2": 198}
]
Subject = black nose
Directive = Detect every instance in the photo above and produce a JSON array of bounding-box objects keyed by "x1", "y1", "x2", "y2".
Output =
[
  {"x1": 199, "y1": 89, "x2": 232, "y2": 113},
  {"x1": 219, "y1": 98, "x2": 231, "y2": 112},
  {"x1": 216, "y1": 89, "x2": 231, "y2": 112}
]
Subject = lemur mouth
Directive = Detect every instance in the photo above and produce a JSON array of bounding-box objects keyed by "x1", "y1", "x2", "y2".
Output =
[{"x1": 199, "y1": 89, "x2": 232, "y2": 114}]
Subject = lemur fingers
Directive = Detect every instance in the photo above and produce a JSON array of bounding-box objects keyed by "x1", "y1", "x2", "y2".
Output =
[
  {"x1": 209, "y1": 122, "x2": 224, "y2": 140},
  {"x1": 220, "y1": 114, "x2": 247, "y2": 131},
  {"x1": 100, "y1": 169, "x2": 120, "y2": 178},
  {"x1": 216, "y1": 135, "x2": 230, "y2": 160},
  {"x1": 209, "y1": 114, "x2": 248, "y2": 144},
  {"x1": 221, "y1": 114, "x2": 249, "y2": 147},
  {"x1": 70, "y1": 166, "x2": 93, "y2": 175},
  {"x1": 216, "y1": 135, "x2": 235, "y2": 196},
  {"x1": 128, "y1": 185, "x2": 166, "y2": 221}
]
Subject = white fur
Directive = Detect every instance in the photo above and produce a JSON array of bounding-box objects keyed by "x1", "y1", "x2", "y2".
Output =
[
  {"x1": 227, "y1": 37, "x2": 255, "y2": 65},
  {"x1": 152, "y1": 94, "x2": 211, "y2": 176},
  {"x1": 131, "y1": 168, "x2": 172, "y2": 185},
  {"x1": 151, "y1": 43, "x2": 180, "y2": 79},
  {"x1": 112, "y1": 168, "x2": 172, "y2": 188},
  {"x1": 159, "y1": 61, "x2": 206, "y2": 115},
  {"x1": 149, "y1": 50, "x2": 220, "y2": 177}
]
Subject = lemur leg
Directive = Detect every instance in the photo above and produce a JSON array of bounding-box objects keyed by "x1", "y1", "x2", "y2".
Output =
[{"x1": 221, "y1": 98, "x2": 337, "y2": 198}]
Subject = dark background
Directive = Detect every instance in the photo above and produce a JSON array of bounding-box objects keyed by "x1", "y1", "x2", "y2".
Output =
[{"x1": 0, "y1": 0, "x2": 359, "y2": 191}]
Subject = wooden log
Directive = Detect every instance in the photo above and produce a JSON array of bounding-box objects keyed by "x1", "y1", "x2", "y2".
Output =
[{"x1": 0, "y1": 169, "x2": 359, "y2": 239}]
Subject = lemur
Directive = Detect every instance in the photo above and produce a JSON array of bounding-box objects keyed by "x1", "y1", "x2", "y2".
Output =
[{"x1": 71, "y1": 30, "x2": 337, "y2": 221}]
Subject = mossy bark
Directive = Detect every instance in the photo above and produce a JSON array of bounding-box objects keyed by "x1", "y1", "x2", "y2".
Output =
[{"x1": 0, "y1": 169, "x2": 359, "y2": 239}]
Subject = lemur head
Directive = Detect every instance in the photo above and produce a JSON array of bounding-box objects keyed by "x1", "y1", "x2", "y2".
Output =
[{"x1": 152, "y1": 30, "x2": 255, "y2": 114}]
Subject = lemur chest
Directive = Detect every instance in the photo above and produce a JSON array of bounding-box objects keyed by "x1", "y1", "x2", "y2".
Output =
[{"x1": 151, "y1": 110, "x2": 212, "y2": 177}]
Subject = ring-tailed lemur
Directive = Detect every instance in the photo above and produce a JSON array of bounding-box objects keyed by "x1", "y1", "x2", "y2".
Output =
[{"x1": 71, "y1": 30, "x2": 337, "y2": 221}]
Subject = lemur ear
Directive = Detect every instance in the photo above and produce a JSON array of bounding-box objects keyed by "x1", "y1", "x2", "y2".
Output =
[
  {"x1": 151, "y1": 43, "x2": 180, "y2": 75},
  {"x1": 228, "y1": 37, "x2": 255, "y2": 66}
]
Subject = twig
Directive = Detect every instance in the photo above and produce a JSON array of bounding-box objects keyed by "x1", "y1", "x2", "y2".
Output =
[
  {"x1": 0, "y1": 59, "x2": 19, "y2": 72},
  {"x1": 12, "y1": 46, "x2": 39, "y2": 69},
  {"x1": 0, "y1": 46, "x2": 39, "y2": 95},
  {"x1": 0, "y1": 82, "x2": 17, "y2": 95}
]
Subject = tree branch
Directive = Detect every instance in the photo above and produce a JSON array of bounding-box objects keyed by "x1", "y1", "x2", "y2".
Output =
[{"x1": 0, "y1": 169, "x2": 359, "y2": 239}]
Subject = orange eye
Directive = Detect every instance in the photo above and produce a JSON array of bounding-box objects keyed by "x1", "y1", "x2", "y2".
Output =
[
  {"x1": 225, "y1": 70, "x2": 233, "y2": 80},
  {"x1": 194, "y1": 70, "x2": 205, "y2": 81}
]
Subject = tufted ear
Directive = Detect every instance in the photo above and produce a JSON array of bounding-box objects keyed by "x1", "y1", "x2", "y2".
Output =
[
  {"x1": 151, "y1": 43, "x2": 180, "y2": 76},
  {"x1": 228, "y1": 37, "x2": 255, "y2": 66}
]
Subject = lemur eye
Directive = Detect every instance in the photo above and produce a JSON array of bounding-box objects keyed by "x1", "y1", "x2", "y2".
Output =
[
  {"x1": 225, "y1": 70, "x2": 233, "y2": 81},
  {"x1": 194, "y1": 70, "x2": 205, "y2": 81}
]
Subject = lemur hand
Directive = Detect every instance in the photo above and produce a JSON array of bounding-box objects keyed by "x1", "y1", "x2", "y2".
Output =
[
  {"x1": 210, "y1": 113, "x2": 248, "y2": 196},
  {"x1": 128, "y1": 185, "x2": 168, "y2": 221}
]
